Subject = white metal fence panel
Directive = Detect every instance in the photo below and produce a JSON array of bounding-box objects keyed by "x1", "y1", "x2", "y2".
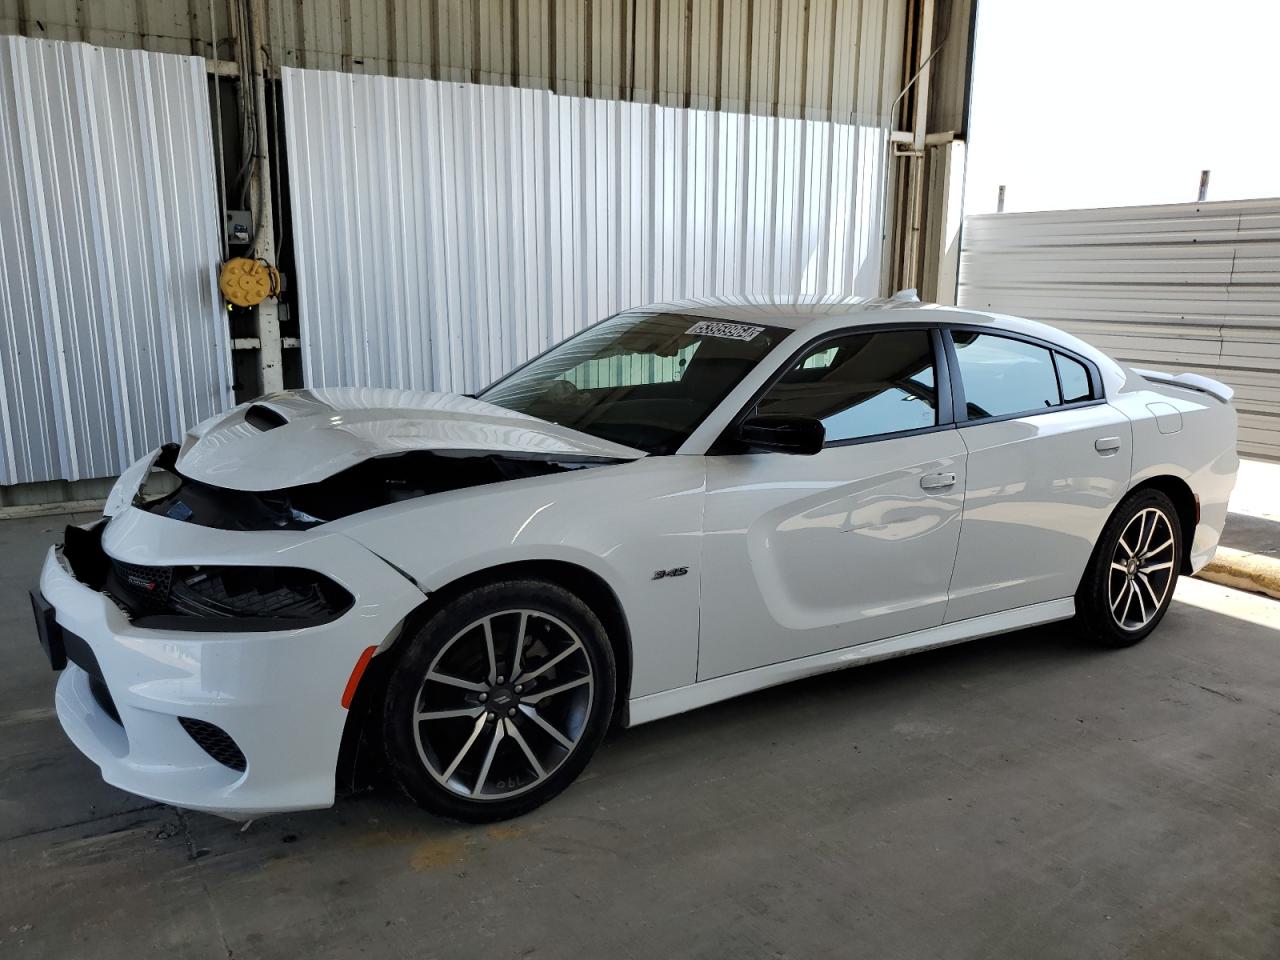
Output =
[
  {"x1": 281, "y1": 65, "x2": 896, "y2": 394},
  {"x1": 957, "y1": 200, "x2": 1280, "y2": 462},
  {"x1": 0, "y1": 36, "x2": 231, "y2": 486}
]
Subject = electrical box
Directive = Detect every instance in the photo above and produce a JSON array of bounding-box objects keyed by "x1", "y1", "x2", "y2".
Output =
[{"x1": 225, "y1": 210, "x2": 252, "y2": 246}]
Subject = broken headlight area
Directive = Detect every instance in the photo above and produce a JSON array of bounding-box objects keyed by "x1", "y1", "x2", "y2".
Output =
[
  {"x1": 106, "y1": 562, "x2": 353, "y2": 631},
  {"x1": 141, "y1": 447, "x2": 618, "y2": 531},
  {"x1": 61, "y1": 520, "x2": 353, "y2": 631}
]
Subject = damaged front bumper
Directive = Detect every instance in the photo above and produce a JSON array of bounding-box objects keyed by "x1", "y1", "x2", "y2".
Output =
[{"x1": 37, "y1": 507, "x2": 425, "y2": 819}]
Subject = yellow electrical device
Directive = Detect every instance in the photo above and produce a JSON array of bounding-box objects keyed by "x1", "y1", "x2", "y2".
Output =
[{"x1": 218, "y1": 257, "x2": 281, "y2": 307}]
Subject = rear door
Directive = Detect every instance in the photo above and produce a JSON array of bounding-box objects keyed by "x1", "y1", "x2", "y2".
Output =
[
  {"x1": 942, "y1": 328, "x2": 1132, "y2": 622},
  {"x1": 697, "y1": 326, "x2": 968, "y2": 679}
]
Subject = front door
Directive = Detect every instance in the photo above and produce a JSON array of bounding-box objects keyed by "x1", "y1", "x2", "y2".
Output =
[{"x1": 698, "y1": 327, "x2": 967, "y2": 680}]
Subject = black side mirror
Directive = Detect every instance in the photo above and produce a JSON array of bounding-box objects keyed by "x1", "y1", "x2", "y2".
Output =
[{"x1": 737, "y1": 415, "x2": 825, "y2": 455}]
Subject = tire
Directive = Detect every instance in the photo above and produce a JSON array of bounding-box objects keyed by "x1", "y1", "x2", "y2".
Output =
[
  {"x1": 1075, "y1": 488, "x2": 1183, "y2": 647},
  {"x1": 382, "y1": 578, "x2": 616, "y2": 822}
]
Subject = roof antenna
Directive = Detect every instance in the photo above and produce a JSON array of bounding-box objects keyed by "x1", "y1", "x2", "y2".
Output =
[{"x1": 890, "y1": 288, "x2": 920, "y2": 302}]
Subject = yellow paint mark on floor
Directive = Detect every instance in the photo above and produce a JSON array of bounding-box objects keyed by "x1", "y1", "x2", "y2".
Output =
[{"x1": 410, "y1": 835, "x2": 468, "y2": 871}]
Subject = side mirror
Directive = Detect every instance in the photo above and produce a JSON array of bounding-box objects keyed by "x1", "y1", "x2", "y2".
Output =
[{"x1": 737, "y1": 415, "x2": 825, "y2": 455}]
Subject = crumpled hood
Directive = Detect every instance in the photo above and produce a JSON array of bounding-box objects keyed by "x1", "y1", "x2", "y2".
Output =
[{"x1": 175, "y1": 387, "x2": 645, "y2": 491}]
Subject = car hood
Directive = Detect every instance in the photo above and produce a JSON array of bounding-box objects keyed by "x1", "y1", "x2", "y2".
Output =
[{"x1": 175, "y1": 387, "x2": 646, "y2": 491}]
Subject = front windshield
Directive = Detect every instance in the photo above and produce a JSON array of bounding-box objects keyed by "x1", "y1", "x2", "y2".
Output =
[{"x1": 479, "y1": 311, "x2": 787, "y2": 454}]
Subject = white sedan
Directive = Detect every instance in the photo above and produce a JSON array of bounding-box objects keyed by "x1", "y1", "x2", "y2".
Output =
[{"x1": 32, "y1": 297, "x2": 1238, "y2": 822}]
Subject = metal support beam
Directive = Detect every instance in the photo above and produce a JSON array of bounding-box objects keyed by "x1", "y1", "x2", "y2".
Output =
[
  {"x1": 207, "y1": 58, "x2": 240, "y2": 77},
  {"x1": 922, "y1": 140, "x2": 967, "y2": 305},
  {"x1": 245, "y1": 0, "x2": 283, "y2": 394},
  {"x1": 885, "y1": 0, "x2": 976, "y2": 303}
]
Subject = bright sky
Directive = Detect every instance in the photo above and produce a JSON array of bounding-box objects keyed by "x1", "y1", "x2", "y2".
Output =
[{"x1": 964, "y1": 0, "x2": 1280, "y2": 214}]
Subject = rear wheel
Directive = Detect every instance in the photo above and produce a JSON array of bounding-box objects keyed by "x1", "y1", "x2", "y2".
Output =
[
  {"x1": 382, "y1": 579, "x2": 615, "y2": 822},
  {"x1": 1075, "y1": 489, "x2": 1182, "y2": 647}
]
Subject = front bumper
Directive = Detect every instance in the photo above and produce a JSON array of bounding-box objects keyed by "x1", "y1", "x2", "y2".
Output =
[{"x1": 39, "y1": 507, "x2": 424, "y2": 819}]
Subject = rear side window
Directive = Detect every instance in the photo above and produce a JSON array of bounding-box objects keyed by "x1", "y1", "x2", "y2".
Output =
[
  {"x1": 757, "y1": 329, "x2": 939, "y2": 443},
  {"x1": 1055, "y1": 352, "x2": 1093, "y2": 403},
  {"x1": 951, "y1": 332, "x2": 1060, "y2": 418}
]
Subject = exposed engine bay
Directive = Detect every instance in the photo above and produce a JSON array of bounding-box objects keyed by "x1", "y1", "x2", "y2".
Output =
[{"x1": 135, "y1": 442, "x2": 621, "y2": 532}]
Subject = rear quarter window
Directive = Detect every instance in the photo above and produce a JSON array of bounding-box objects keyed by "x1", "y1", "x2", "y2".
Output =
[{"x1": 1055, "y1": 352, "x2": 1094, "y2": 403}]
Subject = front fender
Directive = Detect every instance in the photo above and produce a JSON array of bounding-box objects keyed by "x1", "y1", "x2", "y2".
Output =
[{"x1": 332, "y1": 457, "x2": 708, "y2": 699}]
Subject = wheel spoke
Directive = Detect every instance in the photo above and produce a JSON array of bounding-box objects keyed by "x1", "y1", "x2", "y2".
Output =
[
  {"x1": 426, "y1": 670, "x2": 487, "y2": 693},
  {"x1": 1117, "y1": 531, "x2": 1137, "y2": 558},
  {"x1": 1142, "y1": 537, "x2": 1173, "y2": 560},
  {"x1": 442, "y1": 715, "x2": 488, "y2": 781},
  {"x1": 521, "y1": 704, "x2": 574, "y2": 750},
  {"x1": 472, "y1": 721, "x2": 505, "y2": 797},
  {"x1": 1140, "y1": 512, "x2": 1159, "y2": 555},
  {"x1": 1137, "y1": 571, "x2": 1162, "y2": 609},
  {"x1": 1111, "y1": 584, "x2": 1128, "y2": 613},
  {"x1": 482, "y1": 616, "x2": 498, "y2": 686},
  {"x1": 1120, "y1": 581, "x2": 1136, "y2": 624},
  {"x1": 415, "y1": 706, "x2": 484, "y2": 722},
  {"x1": 1110, "y1": 562, "x2": 1129, "y2": 575},
  {"x1": 505, "y1": 717, "x2": 546, "y2": 779},
  {"x1": 511, "y1": 612, "x2": 529, "y2": 680},
  {"x1": 523, "y1": 675, "x2": 590, "y2": 704},
  {"x1": 1140, "y1": 559, "x2": 1174, "y2": 574},
  {"x1": 1132, "y1": 579, "x2": 1148, "y2": 624},
  {"x1": 517, "y1": 640, "x2": 582, "y2": 685}
]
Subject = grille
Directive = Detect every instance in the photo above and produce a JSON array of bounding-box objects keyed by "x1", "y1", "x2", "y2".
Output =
[
  {"x1": 110, "y1": 560, "x2": 173, "y2": 611},
  {"x1": 178, "y1": 717, "x2": 247, "y2": 772}
]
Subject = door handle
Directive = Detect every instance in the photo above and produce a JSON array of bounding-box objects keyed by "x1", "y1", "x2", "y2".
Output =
[
  {"x1": 1094, "y1": 436, "x2": 1122, "y2": 455},
  {"x1": 920, "y1": 472, "x2": 957, "y2": 490}
]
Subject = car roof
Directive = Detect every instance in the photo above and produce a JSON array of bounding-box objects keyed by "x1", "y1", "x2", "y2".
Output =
[
  {"x1": 625, "y1": 294, "x2": 1126, "y2": 391},
  {"x1": 625, "y1": 294, "x2": 916, "y2": 331}
]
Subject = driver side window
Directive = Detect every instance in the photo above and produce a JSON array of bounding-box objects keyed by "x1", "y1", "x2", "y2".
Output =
[{"x1": 756, "y1": 329, "x2": 939, "y2": 444}]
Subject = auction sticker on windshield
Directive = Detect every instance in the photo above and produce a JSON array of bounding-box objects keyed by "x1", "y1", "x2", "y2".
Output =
[{"x1": 685, "y1": 320, "x2": 765, "y2": 342}]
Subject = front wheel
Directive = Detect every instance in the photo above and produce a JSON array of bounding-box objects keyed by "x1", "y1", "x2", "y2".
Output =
[
  {"x1": 1075, "y1": 489, "x2": 1183, "y2": 647},
  {"x1": 382, "y1": 579, "x2": 616, "y2": 822}
]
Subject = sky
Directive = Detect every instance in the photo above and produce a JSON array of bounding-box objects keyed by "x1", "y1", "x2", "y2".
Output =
[{"x1": 963, "y1": 0, "x2": 1280, "y2": 214}]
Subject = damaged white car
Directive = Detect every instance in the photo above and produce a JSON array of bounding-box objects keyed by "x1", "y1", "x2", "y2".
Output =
[{"x1": 32, "y1": 297, "x2": 1238, "y2": 822}]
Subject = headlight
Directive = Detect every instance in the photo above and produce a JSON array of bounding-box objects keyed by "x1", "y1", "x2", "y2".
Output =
[{"x1": 104, "y1": 562, "x2": 355, "y2": 631}]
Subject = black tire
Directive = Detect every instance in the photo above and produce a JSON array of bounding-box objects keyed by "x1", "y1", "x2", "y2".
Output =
[
  {"x1": 1075, "y1": 488, "x2": 1183, "y2": 647},
  {"x1": 382, "y1": 578, "x2": 616, "y2": 822}
]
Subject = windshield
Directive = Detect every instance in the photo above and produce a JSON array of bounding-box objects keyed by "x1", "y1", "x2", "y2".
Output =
[{"x1": 479, "y1": 311, "x2": 787, "y2": 453}]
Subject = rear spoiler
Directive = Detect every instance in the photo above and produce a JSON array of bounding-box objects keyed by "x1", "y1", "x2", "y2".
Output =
[{"x1": 1131, "y1": 368, "x2": 1234, "y2": 404}]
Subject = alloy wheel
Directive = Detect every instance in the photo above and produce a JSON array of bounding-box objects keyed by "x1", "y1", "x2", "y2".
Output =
[
  {"x1": 1108, "y1": 506, "x2": 1177, "y2": 632},
  {"x1": 410, "y1": 609, "x2": 594, "y2": 800}
]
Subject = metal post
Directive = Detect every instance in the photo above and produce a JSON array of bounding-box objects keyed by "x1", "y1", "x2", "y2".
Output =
[
  {"x1": 997, "y1": 184, "x2": 1006, "y2": 213},
  {"x1": 1198, "y1": 170, "x2": 1210, "y2": 203},
  {"x1": 247, "y1": 0, "x2": 284, "y2": 394},
  {"x1": 926, "y1": 140, "x2": 967, "y2": 306},
  {"x1": 911, "y1": 0, "x2": 935, "y2": 156}
]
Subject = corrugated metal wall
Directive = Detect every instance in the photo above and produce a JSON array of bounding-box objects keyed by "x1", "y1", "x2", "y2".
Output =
[
  {"x1": 2, "y1": 0, "x2": 904, "y2": 125},
  {"x1": 0, "y1": 36, "x2": 231, "y2": 485},
  {"x1": 282, "y1": 54, "x2": 901, "y2": 392},
  {"x1": 957, "y1": 200, "x2": 1280, "y2": 462}
]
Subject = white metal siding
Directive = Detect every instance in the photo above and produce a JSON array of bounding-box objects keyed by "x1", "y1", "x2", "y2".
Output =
[
  {"x1": 0, "y1": 36, "x2": 232, "y2": 485},
  {"x1": 282, "y1": 65, "x2": 900, "y2": 393},
  {"x1": 957, "y1": 200, "x2": 1280, "y2": 462},
  {"x1": 3, "y1": 0, "x2": 905, "y2": 125}
]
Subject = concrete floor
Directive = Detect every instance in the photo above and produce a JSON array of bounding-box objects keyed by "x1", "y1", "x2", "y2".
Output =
[
  {"x1": 1220, "y1": 459, "x2": 1280, "y2": 559},
  {"x1": 2, "y1": 514, "x2": 1278, "y2": 960}
]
